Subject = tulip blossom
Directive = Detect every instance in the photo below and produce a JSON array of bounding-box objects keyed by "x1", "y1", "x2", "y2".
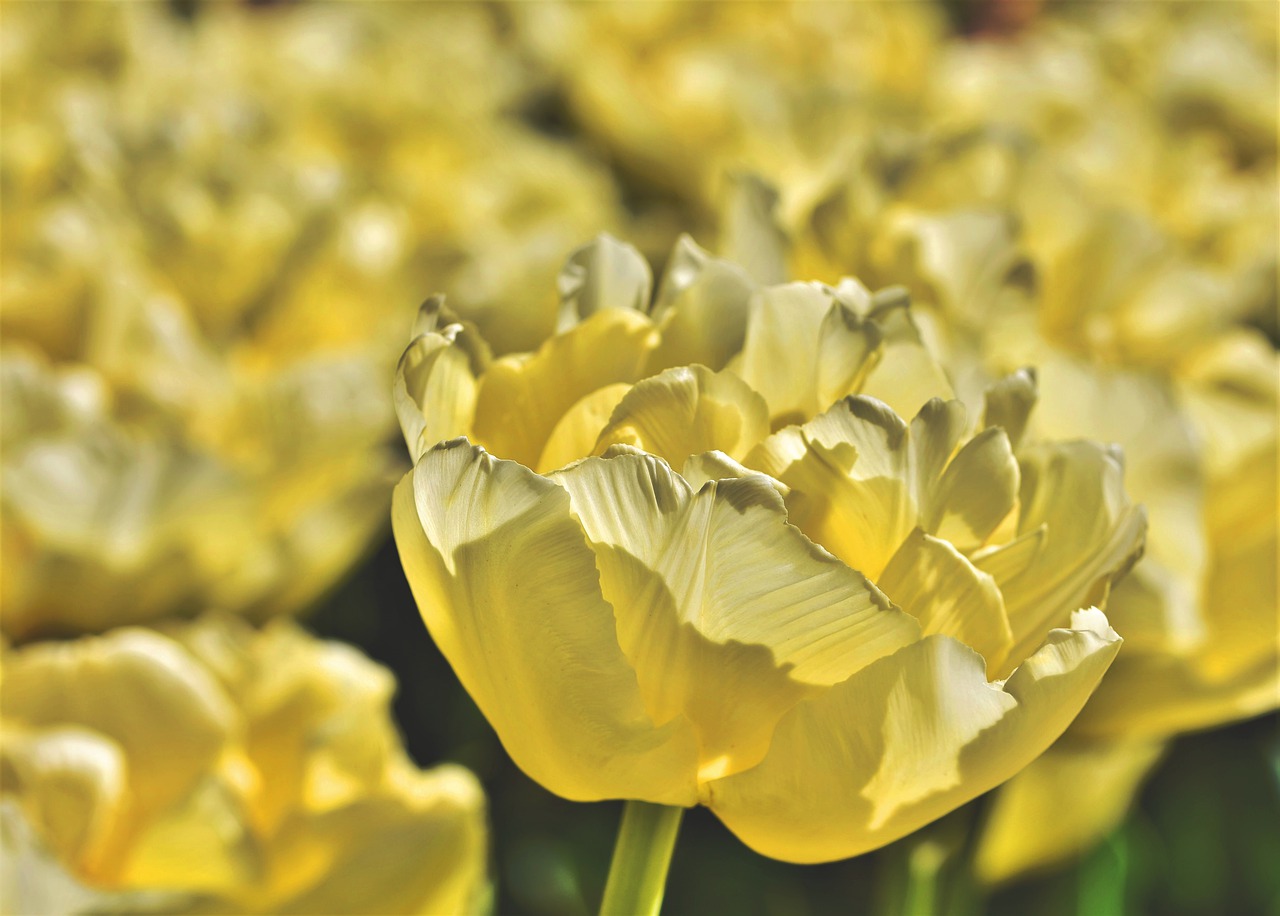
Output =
[
  {"x1": 0, "y1": 615, "x2": 488, "y2": 915},
  {"x1": 392, "y1": 237, "x2": 1144, "y2": 868}
]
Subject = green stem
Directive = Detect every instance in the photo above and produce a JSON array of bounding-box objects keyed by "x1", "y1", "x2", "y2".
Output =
[{"x1": 599, "y1": 801, "x2": 684, "y2": 916}]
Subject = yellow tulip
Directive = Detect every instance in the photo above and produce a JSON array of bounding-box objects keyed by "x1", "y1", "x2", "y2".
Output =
[
  {"x1": 392, "y1": 237, "x2": 1143, "y2": 863},
  {"x1": 0, "y1": 615, "x2": 488, "y2": 915}
]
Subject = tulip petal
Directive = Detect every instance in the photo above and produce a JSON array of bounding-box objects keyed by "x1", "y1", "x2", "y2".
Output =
[
  {"x1": 553, "y1": 449, "x2": 920, "y2": 780},
  {"x1": 926, "y1": 426, "x2": 1020, "y2": 550},
  {"x1": 981, "y1": 368, "x2": 1038, "y2": 448},
  {"x1": 556, "y1": 234, "x2": 653, "y2": 332},
  {"x1": 268, "y1": 765, "x2": 487, "y2": 915},
  {"x1": 749, "y1": 396, "x2": 917, "y2": 580},
  {"x1": 537, "y1": 382, "x2": 632, "y2": 473},
  {"x1": 858, "y1": 298, "x2": 954, "y2": 420},
  {"x1": 730, "y1": 282, "x2": 845, "y2": 427},
  {"x1": 989, "y1": 442, "x2": 1147, "y2": 672},
  {"x1": 880, "y1": 529, "x2": 1013, "y2": 671},
  {"x1": 472, "y1": 310, "x2": 658, "y2": 468},
  {"x1": 0, "y1": 727, "x2": 127, "y2": 878},
  {"x1": 394, "y1": 324, "x2": 480, "y2": 462},
  {"x1": 975, "y1": 738, "x2": 1166, "y2": 884},
  {"x1": 392, "y1": 440, "x2": 698, "y2": 804},
  {"x1": 706, "y1": 614, "x2": 1121, "y2": 863},
  {"x1": 594, "y1": 365, "x2": 771, "y2": 465},
  {"x1": 649, "y1": 235, "x2": 756, "y2": 373},
  {"x1": 681, "y1": 451, "x2": 789, "y2": 496}
]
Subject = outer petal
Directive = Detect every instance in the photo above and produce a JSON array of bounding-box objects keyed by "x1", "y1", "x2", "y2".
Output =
[
  {"x1": 705, "y1": 612, "x2": 1121, "y2": 863},
  {"x1": 394, "y1": 323, "x2": 481, "y2": 462},
  {"x1": 391, "y1": 440, "x2": 698, "y2": 804},
  {"x1": 553, "y1": 449, "x2": 920, "y2": 781},
  {"x1": 471, "y1": 310, "x2": 658, "y2": 468},
  {"x1": 593, "y1": 365, "x2": 771, "y2": 465},
  {"x1": 975, "y1": 738, "x2": 1166, "y2": 884}
]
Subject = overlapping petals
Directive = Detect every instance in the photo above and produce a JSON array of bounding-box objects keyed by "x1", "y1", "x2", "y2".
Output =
[
  {"x1": 393, "y1": 239, "x2": 1142, "y2": 862},
  {"x1": 0, "y1": 616, "x2": 487, "y2": 914}
]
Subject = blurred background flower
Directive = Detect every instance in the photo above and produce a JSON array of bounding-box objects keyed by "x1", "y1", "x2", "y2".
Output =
[{"x1": 0, "y1": 615, "x2": 487, "y2": 914}]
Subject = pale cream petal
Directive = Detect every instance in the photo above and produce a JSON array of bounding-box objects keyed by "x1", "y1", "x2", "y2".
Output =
[
  {"x1": 536, "y1": 382, "x2": 632, "y2": 474},
  {"x1": 593, "y1": 365, "x2": 771, "y2": 465},
  {"x1": 1073, "y1": 456, "x2": 1279, "y2": 739},
  {"x1": 471, "y1": 309, "x2": 658, "y2": 468},
  {"x1": 729, "y1": 282, "x2": 842, "y2": 427},
  {"x1": 719, "y1": 173, "x2": 788, "y2": 286},
  {"x1": 859, "y1": 298, "x2": 954, "y2": 420},
  {"x1": 706, "y1": 617, "x2": 1121, "y2": 864},
  {"x1": 394, "y1": 325, "x2": 480, "y2": 462},
  {"x1": 556, "y1": 234, "x2": 653, "y2": 332},
  {"x1": 392, "y1": 441, "x2": 698, "y2": 804},
  {"x1": 926, "y1": 427, "x2": 1020, "y2": 550},
  {"x1": 814, "y1": 300, "x2": 884, "y2": 410},
  {"x1": 681, "y1": 451, "x2": 789, "y2": 497},
  {"x1": 909, "y1": 398, "x2": 968, "y2": 508},
  {"x1": 879, "y1": 529, "x2": 1013, "y2": 672},
  {"x1": 981, "y1": 368, "x2": 1038, "y2": 448},
  {"x1": 649, "y1": 235, "x2": 756, "y2": 374},
  {"x1": 1032, "y1": 355, "x2": 1208, "y2": 656},
  {"x1": 976, "y1": 739, "x2": 1166, "y2": 884},
  {"x1": 553, "y1": 449, "x2": 919, "y2": 781},
  {"x1": 748, "y1": 397, "x2": 917, "y2": 580},
  {"x1": 987, "y1": 442, "x2": 1147, "y2": 675},
  {"x1": 0, "y1": 726, "x2": 128, "y2": 879},
  {"x1": 0, "y1": 630, "x2": 236, "y2": 813}
]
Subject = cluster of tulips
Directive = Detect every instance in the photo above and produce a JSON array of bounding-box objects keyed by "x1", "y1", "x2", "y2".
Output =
[{"x1": 1, "y1": 1, "x2": 1275, "y2": 914}]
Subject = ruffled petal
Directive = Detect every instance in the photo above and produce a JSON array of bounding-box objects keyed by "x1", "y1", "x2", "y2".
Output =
[
  {"x1": 880, "y1": 529, "x2": 1013, "y2": 672},
  {"x1": 748, "y1": 396, "x2": 917, "y2": 580},
  {"x1": 392, "y1": 439, "x2": 698, "y2": 804},
  {"x1": 471, "y1": 310, "x2": 658, "y2": 468},
  {"x1": 984, "y1": 441, "x2": 1147, "y2": 674},
  {"x1": 593, "y1": 365, "x2": 771, "y2": 465},
  {"x1": 556, "y1": 234, "x2": 653, "y2": 332},
  {"x1": 649, "y1": 235, "x2": 756, "y2": 373},
  {"x1": 553, "y1": 448, "x2": 919, "y2": 781},
  {"x1": 394, "y1": 317, "x2": 482, "y2": 462},
  {"x1": 705, "y1": 612, "x2": 1121, "y2": 864},
  {"x1": 0, "y1": 630, "x2": 235, "y2": 814}
]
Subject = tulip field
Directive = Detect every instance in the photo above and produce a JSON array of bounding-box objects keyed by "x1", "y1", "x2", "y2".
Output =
[{"x1": 1, "y1": 2, "x2": 1276, "y2": 914}]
